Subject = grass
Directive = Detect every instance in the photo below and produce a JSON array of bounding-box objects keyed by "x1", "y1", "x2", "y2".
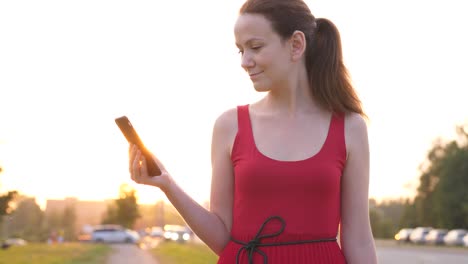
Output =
[
  {"x1": 0, "y1": 242, "x2": 111, "y2": 264},
  {"x1": 151, "y1": 241, "x2": 218, "y2": 264}
]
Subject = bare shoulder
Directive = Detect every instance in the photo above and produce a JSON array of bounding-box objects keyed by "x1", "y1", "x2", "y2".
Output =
[
  {"x1": 212, "y1": 107, "x2": 239, "y2": 155},
  {"x1": 213, "y1": 107, "x2": 238, "y2": 136},
  {"x1": 344, "y1": 112, "x2": 369, "y2": 153}
]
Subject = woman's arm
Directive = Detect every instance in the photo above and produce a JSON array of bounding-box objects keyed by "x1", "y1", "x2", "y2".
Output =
[
  {"x1": 341, "y1": 113, "x2": 378, "y2": 263},
  {"x1": 130, "y1": 108, "x2": 237, "y2": 255}
]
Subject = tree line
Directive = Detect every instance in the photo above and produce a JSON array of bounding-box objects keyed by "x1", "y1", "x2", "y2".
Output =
[
  {"x1": 370, "y1": 125, "x2": 468, "y2": 238},
  {"x1": 0, "y1": 183, "x2": 187, "y2": 242}
]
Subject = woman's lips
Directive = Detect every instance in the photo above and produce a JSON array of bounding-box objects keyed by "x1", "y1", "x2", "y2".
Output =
[{"x1": 249, "y1": 71, "x2": 263, "y2": 79}]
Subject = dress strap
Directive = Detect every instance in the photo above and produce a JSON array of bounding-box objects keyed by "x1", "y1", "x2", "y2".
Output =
[{"x1": 236, "y1": 104, "x2": 254, "y2": 144}]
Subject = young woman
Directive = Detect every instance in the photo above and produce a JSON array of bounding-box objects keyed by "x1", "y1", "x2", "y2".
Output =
[{"x1": 129, "y1": 0, "x2": 377, "y2": 263}]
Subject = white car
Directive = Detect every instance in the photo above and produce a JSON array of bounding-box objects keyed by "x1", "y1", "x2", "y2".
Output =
[
  {"x1": 409, "y1": 227, "x2": 432, "y2": 244},
  {"x1": 4, "y1": 238, "x2": 27, "y2": 246},
  {"x1": 394, "y1": 228, "x2": 413, "y2": 243},
  {"x1": 91, "y1": 225, "x2": 140, "y2": 244},
  {"x1": 462, "y1": 233, "x2": 468, "y2": 247},
  {"x1": 163, "y1": 224, "x2": 192, "y2": 243},
  {"x1": 443, "y1": 229, "x2": 467, "y2": 246}
]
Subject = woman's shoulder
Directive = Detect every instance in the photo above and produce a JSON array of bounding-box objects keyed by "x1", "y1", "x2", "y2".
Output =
[
  {"x1": 213, "y1": 106, "x2": 239, "y2": 137},
  {"x1": 344, "y1": 112, "x2": 369, "y2": 151},
  {"x1": 344, "y1": 112, "x2": 368, "y2": 132}
]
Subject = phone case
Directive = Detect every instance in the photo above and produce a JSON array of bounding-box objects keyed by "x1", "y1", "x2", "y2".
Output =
[{"x1": 115, "y1": 116, "x2": 162, "y2": 176}]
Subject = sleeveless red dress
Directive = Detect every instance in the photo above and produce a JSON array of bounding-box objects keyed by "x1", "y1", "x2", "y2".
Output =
[{"x1": 217, "y1": 105, "x2": 347, "y2": 264}]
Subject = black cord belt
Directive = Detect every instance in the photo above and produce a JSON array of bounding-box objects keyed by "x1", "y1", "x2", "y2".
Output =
[{"x1": 231, "y1": 216, "x2": 337, "y2": 264}]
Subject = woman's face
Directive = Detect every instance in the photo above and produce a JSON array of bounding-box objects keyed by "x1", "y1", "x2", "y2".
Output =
[{"x1": 234, "y1": 14, "x2": 292, "y2": 92}]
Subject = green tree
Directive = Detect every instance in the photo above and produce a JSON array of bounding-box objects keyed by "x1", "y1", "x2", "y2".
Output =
[
  {"x1": 7, "y1": 197, "x2": 45, "y2": 241},
  {"x1": 0, "y1": 191, "x2": 17, "y2": 217},
  {"x1": 61, "y1": 205, "x2": 77, "y2": 241},
  {"x1": 102, "y1": 184, "x2": 140, "y2": 228},
  {"x1": 414, "y1": 124, "x2": 468, "y2": 229},
  {"x1": 398, "y1": 198, "x2": 418, "y2": 228},
  {"x1": 369, "y1": 199, "x2": 407, "y2": 238},
  {"x1": 1, "y1": 166, "x2": 18, "y2": 217}
]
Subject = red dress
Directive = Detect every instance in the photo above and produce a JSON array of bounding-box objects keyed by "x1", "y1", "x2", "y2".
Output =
[{"x1": 217, "y1": 105, "x2": 347, "y2": 264}]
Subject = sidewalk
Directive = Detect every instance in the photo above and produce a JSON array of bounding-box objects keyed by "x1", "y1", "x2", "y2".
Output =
[{"x1": 106, "y1": 244, "x2": 159, "y2": 264}]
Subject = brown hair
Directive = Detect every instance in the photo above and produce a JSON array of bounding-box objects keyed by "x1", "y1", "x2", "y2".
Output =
[{"x1": 239, "y1": 0, "x2": 366, "y2": 117}]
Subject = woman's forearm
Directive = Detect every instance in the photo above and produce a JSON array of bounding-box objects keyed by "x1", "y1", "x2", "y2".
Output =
[
  {"x1": 162, "y1": 180, "x2": 231, "y2": 254},
  {"x1": 343, "y1": 238, "x2": 378, "y2": 264}
]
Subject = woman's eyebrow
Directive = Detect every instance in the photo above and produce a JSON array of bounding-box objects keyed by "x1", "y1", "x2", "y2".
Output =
[{"x1": 235, "y1": 38, "x2": 264, "y2": 47}]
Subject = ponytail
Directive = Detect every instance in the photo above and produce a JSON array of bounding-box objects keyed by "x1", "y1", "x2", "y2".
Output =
[{"x1": 307, "y1": 18, "x2": 366, "y2": 118}]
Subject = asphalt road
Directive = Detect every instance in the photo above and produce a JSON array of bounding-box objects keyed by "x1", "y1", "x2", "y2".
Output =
[
  {"x1": 105, "y1": 239, "x2": 468, "y2": 264},
  {"x1": 376, "y1": 240, "x2": 468, "y2": 264}
]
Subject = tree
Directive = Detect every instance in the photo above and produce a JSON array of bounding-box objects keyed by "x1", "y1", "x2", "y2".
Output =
[
  {"x1": 0, "y1": 191, "x2": 17, "y2": 217},
  {"x1": 61, "y1": 205, "x2": 77, "y2": 241},
  {"x1": 6, "y1": 197, "x2": 45, "y2": 241},
  {"x1": 1, "y1": 166, "x2": 18, "y2": 217},
  {"x1": 102, "y1": 184, "x2": 140, "y2": 228},
  {"x1": 398, "y1": 198, "x2": 418, "y2": 228},
  {"x1": 414, "y1": 124, "x2": 468, "y2": 229}
]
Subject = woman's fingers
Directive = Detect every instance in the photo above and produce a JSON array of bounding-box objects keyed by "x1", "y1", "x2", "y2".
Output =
[
  {"x1": 129, "y1": 145, "x2": 166, "y2": 186},
  {"x1": 131, "y1": 148, "x2": 144, "y2": 183},
  {"x1": 129, "y1": 144, "x2": 137, "y2": 173},
  {"x1": 140, "y1": 155, "x2": 148, "y2": 178}
]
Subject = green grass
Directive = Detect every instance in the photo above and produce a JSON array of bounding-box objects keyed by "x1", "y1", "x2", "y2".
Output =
[
  {"x1": 151, "y1": 241, "x2": 218, "y2": 264},
  {"x1": 0, "y1": 242, "x2": 111, "y2": 264}
]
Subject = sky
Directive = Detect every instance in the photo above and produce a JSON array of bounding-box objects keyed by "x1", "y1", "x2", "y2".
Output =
[{"x1": 0, "y1": 0, "x2": 467, "y2": 209}]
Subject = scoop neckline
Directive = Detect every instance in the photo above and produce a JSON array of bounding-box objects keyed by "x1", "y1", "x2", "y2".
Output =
[{"x1": 246, "y1": 104, "x2": 334, "y2": 163}]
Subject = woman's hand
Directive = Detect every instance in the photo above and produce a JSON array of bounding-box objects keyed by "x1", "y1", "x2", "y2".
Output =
[{"x1": 129, "y1": 144, "x2": 172, "y2": 192}]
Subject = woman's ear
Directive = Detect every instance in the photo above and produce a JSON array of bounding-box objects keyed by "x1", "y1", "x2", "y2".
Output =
[{"x1": 290, "y1": 30, "x2": 306, "y2": 62}]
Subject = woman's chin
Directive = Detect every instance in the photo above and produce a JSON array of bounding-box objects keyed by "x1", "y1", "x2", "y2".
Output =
[{"x1": 252, "y1": 82, "x2": 270, "y2": 92}]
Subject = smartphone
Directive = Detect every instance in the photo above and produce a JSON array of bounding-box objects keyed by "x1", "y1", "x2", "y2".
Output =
[{"x1": 115, "y1": 116, "x2": 162, "y2": 176}]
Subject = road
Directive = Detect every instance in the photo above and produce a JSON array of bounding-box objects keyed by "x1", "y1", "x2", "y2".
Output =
[
  {"x1": 105, "y1": 238, "x2": 468, "y2": 264},
  {"x1": 376, "y1": 240, "x2": 468, "y2": 264},
  {"x1": 105, "y1": 242, "x2": 160, "y2": 264}
]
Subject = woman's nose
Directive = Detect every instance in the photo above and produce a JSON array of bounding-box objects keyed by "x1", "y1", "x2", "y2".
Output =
[{"x1": 241, "y1": 52, "x2": 255, "y2": 70}]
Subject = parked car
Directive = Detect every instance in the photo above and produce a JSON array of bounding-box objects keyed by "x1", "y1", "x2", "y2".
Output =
[
  {"x1": 443, "y1": 229, "x2": 467, "y2": 246},
  {"x1": 462, "y1": 233, "x2": 468, "y2": 247},
  {"x1": 409, "y1": 227, "x2": 432, "y2": 244},
  {"x1": 91, "y1": 225, "x2": 140, "y2": 244},
  {"x1": 149, "y1": 226, "x2": 164, "y2": 238},
  {"x1": 394, "y1": 228, "x2": 413, "y2": 243},
  {"x1": 163, "y1": 224, "x2": 192, "y2": 243},
  {"x1": 425, "y1": 229, "x2": 448, "y2": 245},
  {"x1": 2, "y1": 238, "x2": 27, "y2": 249}
]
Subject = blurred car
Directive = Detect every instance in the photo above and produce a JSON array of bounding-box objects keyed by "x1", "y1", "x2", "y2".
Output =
[
  {"x1": 462, "y1": 233, "x2": 468, "y2": 247},
  {"x1": 394, "y1": 228, "x2": 413, "y2": 243},
  {"x1": 91, "y1": 225, "x2": 140, "y2": 244},
  {"x1": 149, "y1": 226, "x2": 164, "y2": 238},
  {"x1": 425, "y1": 229, "x2": 448, "y2": 245},
  {"x1": 409, "y1": 227, "x2": 432, "y2": 244},
  {"x1": 443, "y1": 229, "x2": 467, "y2": 246},
  {"x1": 4, "y1": 238, "x2": 27, "y2": 246},
  {"x1": 163, "y1": 224, "x2": 192, "y2": 243}
]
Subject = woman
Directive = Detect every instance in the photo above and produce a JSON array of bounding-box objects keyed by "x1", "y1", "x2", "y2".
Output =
[{"x1": 130, "y1": 0, "x2": 377, "y2": 263}]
